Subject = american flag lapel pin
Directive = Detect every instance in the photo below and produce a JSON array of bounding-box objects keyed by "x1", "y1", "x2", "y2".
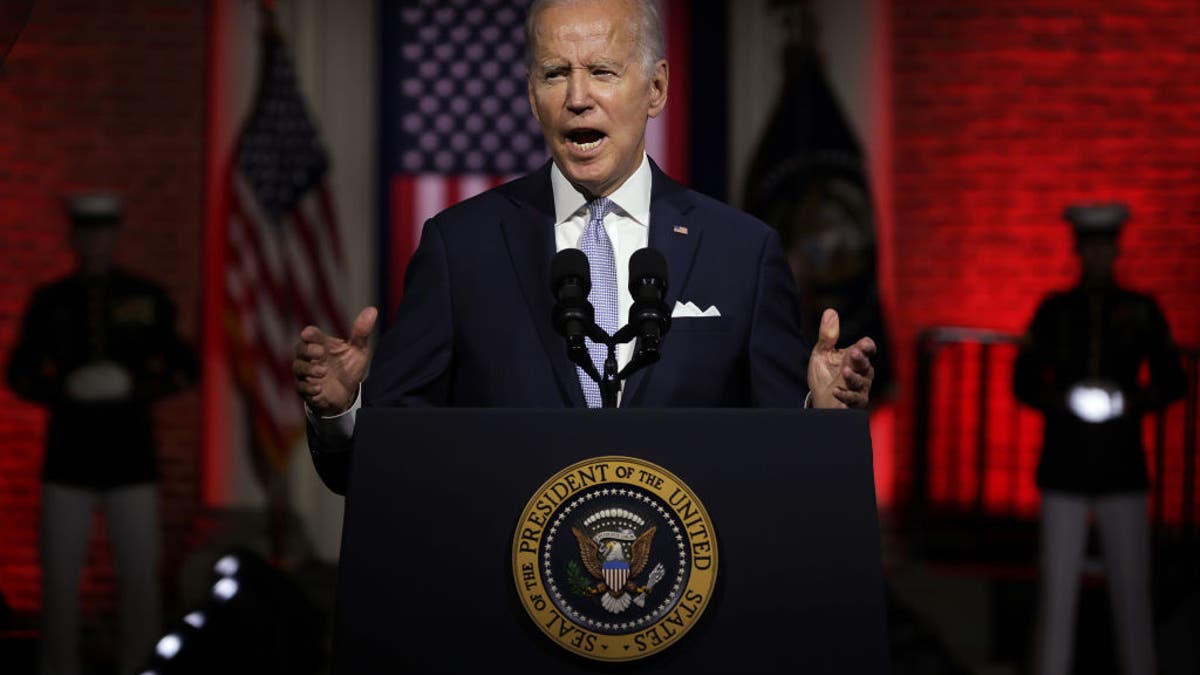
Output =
[{"x1": 673, "y1": 224, "x2": 689, "y2": 235}]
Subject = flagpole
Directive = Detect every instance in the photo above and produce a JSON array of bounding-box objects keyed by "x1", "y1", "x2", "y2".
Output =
[{"x1": 201, "y1": 0, "x2": 234, "y2": 508}]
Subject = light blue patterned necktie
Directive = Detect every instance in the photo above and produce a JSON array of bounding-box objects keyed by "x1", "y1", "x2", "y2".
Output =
[{"x1": 578, "y1": 197, "x2": 618, "y2": 407}]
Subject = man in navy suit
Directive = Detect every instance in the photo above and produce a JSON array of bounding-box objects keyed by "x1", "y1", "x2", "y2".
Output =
[{"x1": 294, "y1": 0, "x2": 877, "y2": 493}]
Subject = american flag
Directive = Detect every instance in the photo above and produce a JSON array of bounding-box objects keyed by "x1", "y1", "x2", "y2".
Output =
[
  {"x1": 225, "y1": 25, "x2": 347, "y2": 469},
  {"x1": 380, "y1": 0, "x2": 689, "y2": 322}
]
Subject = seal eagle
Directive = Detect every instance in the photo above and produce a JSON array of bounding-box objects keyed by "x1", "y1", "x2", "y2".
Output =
[{"x1": 572, "y1": 525, "x2": 656, "y2": 613}]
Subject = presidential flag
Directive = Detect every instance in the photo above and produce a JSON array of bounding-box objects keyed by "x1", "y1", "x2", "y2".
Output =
[{"x1": 741, "y1": 2, "x2": 891, "y2": 396}]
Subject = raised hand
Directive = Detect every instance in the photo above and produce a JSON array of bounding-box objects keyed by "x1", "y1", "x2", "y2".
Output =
[
  {"x1": 806, "y1": 308, "x2": 876, "y2": 409},
  {"x1": 293, "y1": 306, "x2": 378, "y2": 415}
]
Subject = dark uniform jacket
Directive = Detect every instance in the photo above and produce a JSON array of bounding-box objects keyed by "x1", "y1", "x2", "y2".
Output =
[
  {"x1": 1014, "y1": 285, "x2": 1186, "y2": 494},
  {"x1": 7, "y1": 269, "x2": 197, "y2": 489}
]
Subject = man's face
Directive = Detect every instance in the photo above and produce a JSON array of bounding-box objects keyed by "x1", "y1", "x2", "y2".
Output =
[
  {"x1": 527, "y1": 0, "x2": 668, "y2": 198},
  {"x1": 70, "y1": 225, "x2": 117, "y2": 276},
  {"x1": 1076, "y1": 235, "x2": 1118, "y2": 288}
]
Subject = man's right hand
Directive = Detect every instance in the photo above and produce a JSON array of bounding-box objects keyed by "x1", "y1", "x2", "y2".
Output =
[{"x1": 293, "y1": 306, "x2": 378, "y2": 416}]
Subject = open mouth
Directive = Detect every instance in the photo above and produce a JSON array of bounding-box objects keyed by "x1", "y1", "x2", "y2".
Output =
[{"x1": 566, "y1": 128, "x2": 606, "y2": 152}]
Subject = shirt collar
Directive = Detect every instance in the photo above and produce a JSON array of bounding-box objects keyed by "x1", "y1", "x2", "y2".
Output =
[{"x1": 550, "y1": 154, "x2": 652, "y2": 228}]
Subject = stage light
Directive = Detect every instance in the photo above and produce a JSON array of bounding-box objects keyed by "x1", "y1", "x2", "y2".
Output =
[
  {"x1": 183, "y1": 611, "x2": 205, "y2": 628},
  {"x1": 212, "y1": 577, "x2": 239, "y2": 602},
  {"x1": 213, "y1": 554, "x2": 240, "y2": 577},
  {"x1": 155, "y1": 633, "x2": 182, "y2": 659},
  {"x1": 140, "y1": 549, "x2": 326, "y2": 673}
]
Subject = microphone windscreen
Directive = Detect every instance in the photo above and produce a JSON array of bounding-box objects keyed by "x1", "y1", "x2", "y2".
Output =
[
  {"x1": 550, "y1": 248, "x2": 591, "y2": 294},
  {"x1": 628, "y1": 247, "x2": 668, "y2": 291}
]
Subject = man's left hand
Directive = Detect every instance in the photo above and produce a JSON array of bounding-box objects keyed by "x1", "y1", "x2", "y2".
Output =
[{"x1": 807, "y1": 308, "x2": 876, "y2": 409}]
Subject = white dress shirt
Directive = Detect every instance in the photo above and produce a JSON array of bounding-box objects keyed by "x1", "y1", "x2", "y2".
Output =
[
  {"x1": 551, "y1": 153, "x2": 652, "y2": 377},
  {"x1": 310, "y1": 155, "x2": 655, "y2": 440}
]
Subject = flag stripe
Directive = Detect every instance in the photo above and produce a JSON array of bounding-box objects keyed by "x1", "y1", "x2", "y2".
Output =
[
  {"x1": 225, "y1": 242, "x2": 290, "y2": 382},
  {"x1": 458, "y1": 175, "x2": 489, "y2": 202},
  {"x1": 415, "y1": 174, "x2": 447, "y2": 242},
  {"x1": 291, "y1": 197, "x2": 345, "y2": 329},
  {"x1": 230, "y1": 196, "x2": 290, "y2": 339},
  {"x1": 388, "y1": 175, "x2": 418, "y2": 320},
  {"x1": 280, "y1": 218, "x2": 333, "y2": 332}
]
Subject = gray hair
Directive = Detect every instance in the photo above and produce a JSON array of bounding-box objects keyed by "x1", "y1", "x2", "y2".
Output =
[{"x1": 524, "y1": 0, "x2": 665, "y2": 77}]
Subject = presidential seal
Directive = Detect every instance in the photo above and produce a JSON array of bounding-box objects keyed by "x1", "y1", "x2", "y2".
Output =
[{"x1": 512, "y1": 456, "x2": 717, "y2": 661}]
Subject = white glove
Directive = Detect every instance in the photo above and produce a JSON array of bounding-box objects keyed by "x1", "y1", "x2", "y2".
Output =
[
  {"x1": 65, "y1": 361, "x2": 133, "y2": 402},
  {"x1": 1067, "y1": 380, "x2": 1125, "y2": 423}
]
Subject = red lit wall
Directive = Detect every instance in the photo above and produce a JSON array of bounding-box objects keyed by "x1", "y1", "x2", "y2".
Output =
[
  {"x1": 889, "y1": 2, "x2": 1200, "y2": 510},
  {"x1": 0, "y1": 3, "x2": 207, "y2": 613}
]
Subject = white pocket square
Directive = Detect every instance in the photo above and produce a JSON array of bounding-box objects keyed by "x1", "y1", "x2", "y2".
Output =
[{"x1": 671, "y1": 301, "x2": 721, "y2": 318}]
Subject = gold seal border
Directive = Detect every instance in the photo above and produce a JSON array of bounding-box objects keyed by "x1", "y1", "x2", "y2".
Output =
[{"x1": 512, "y1": 455, "x2": 718, "y2": 662}]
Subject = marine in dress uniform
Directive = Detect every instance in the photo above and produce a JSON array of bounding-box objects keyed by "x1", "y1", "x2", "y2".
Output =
[
  {"x1": 6, "y1": 194, "x2": 197, "y2": 675},
  {"x1": 1015, "y1": 202, "x2": 1186, "y2": 675}
]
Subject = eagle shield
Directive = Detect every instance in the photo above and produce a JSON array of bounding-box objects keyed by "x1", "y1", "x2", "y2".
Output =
[{"x1": 572, "y1": 508, "x2": 657, "y2": 614}]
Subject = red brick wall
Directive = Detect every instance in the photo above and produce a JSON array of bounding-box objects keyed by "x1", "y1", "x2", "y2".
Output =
[
  {"x1": 0, "y1": 2, "x2": 206, "y2": 614},
  {"x1": 890, "y1": 2, "x2": 1200, "y2": 507}
]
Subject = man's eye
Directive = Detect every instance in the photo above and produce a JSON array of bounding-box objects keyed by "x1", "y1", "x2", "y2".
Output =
[{"x1": 544, "y1": 69, "x2": 567, "y2": 80}]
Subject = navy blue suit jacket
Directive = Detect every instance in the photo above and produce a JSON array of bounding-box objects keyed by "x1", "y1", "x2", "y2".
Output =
[{"x1": 311, "y1": 161, "x2": 810, "y2": 492}]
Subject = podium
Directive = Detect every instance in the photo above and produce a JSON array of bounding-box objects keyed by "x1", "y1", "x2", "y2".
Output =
[{"x1": 333, "y1": 409, "x2": 888, "y2": 673}]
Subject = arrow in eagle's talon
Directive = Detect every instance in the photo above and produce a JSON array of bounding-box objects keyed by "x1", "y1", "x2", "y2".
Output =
[
  {"x1": 632, "y1": 563, "x2": 668, "y2": 608},
  {"x1": 646, "y1": 563, "x2": 665, "y2": 588}
]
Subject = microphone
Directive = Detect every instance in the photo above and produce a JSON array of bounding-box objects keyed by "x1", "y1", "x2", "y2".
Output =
[
  {"x1": 627, "y1": 248, "x2": 670, "y2": 350},
  {"x1": 550, "y1": 249, "x2": 594, "y2": 343}
]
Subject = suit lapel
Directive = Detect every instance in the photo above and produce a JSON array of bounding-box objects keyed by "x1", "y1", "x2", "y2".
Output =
[
  {"x1": 622, "y1": 161, "x2": 701, "y2": 406},
  {"x1": 500, "y1": 164, "x2": 588, "y2": 407}
]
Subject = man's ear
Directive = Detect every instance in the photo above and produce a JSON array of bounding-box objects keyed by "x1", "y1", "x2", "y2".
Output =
[{"x1": 647, "y1": 59, "x2": 669, "y2": 119}]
